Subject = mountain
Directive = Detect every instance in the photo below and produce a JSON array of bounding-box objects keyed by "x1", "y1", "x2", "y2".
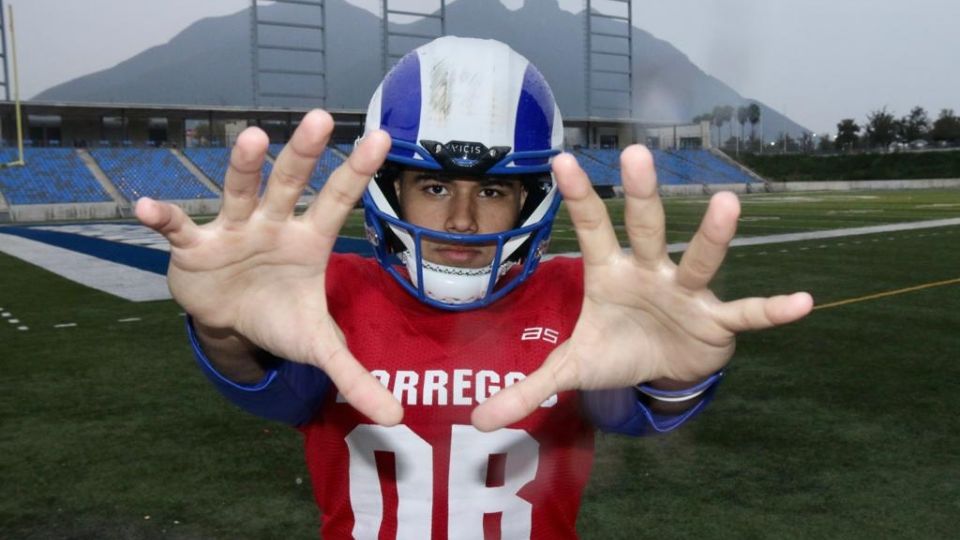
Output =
[{"x1": 33, "y1": 0, "x2": 808, "y2": 139}]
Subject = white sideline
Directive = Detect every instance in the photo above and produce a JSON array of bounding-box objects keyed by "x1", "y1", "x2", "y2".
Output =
[{"x1": 0, "y1": 233, "x2": 171, "y2": 302}]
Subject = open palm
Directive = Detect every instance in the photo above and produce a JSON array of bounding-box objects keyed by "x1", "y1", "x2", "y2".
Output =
[
  {"x1": 136, "y1": 110, "x2": 403, "y2": 426},
  {"x1": 473, "y1": 146, "x2": 813, "y2": 430}
]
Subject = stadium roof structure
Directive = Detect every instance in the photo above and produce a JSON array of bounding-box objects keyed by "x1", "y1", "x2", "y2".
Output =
[
  {"x1": 0, "y1": 100, "x2": 650, "y2": 130},
  {"x1": 0, "y1": 100, "x2": 365, "y2": 119}
]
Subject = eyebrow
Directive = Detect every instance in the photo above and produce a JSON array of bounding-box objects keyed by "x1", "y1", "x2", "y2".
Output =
[{"x1": 412, "y1": 174, "x2": 516, "y2": 188}]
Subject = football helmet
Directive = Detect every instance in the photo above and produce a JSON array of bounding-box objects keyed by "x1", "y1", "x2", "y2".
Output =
[{"x1": 362, "y1": 36, "x2": 564, "y2": 310}]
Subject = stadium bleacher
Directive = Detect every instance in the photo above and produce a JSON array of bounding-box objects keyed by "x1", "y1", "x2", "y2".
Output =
[
  {"x1": 183, "y1": 147, "x2": 273, "y2": 190},
  {"x1": 0, "y1": 142, "x2": 760, "y2": 210},
  {"x1": 570, "y1": 149, "x2": 622, "y2": 186},
  {"x1": 571, "y1": 147, "x2": 757, "y2": 186},
  {"x1": 90, "y1": 148, "x2": 218, "y2": 201},
  {"x1": 267, "y1": 143, "x2": 286, "y2": 158},
  {"x1": 334, "y1": 143, "x2": 355, "y2": 156},
  {"x1": 311, "y1": 149, "x2": 344, "y2": 191},
  {"x1": 0, "y1": 148, "x2": 113, "y2": 205},
  {"x1": 266, "y1": 144, "x2": 345, "y2": 192},
  {"x1": 679, "y1": 149, "x2": 756, "y2": 184}
]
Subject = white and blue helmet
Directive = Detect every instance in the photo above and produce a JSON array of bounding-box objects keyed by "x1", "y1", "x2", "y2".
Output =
[{"x1": 362, "y1": 36, "x2": 564, "y2": 310}]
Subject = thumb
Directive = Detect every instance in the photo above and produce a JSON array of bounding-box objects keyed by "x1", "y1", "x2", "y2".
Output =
[{"x1": 471, "y1": 343, "x2": 574, "y2": 432}]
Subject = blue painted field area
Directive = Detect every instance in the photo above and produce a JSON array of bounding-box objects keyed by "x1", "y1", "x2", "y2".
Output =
[
  {"x1": 0, "y1": 223, "x2": 374, "y2": 301},
  {"x1": 0, "y1": 223, "x2": 374, "y2": 273}
]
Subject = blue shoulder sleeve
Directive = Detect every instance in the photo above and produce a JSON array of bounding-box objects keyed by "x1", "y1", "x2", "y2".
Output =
[
  {"x1": 581, "y1": 382, "x2": 720, "y2": 436},
  {"x1": 186, "y1": 318, "x2": 332, "y2": 427}
]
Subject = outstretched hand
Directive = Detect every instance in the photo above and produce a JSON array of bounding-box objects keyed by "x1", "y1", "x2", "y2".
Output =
[
  {"x1": 472, "y1": 145, "x2": 813, "y2": 431},
  {"x1": 136, "y1": 110, "x2": 403, "y2": 426}
]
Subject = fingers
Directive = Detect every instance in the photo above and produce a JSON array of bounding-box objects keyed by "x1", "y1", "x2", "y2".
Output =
[
  {"x1": 135, "y1": 197, "x2": 201, "y2": 249},
  {"x1": 318, "y1": 341, "x2": 403, "y2": 426},
  {"x1": 552, "y1": 153, "x2": 620, "y2": 266},
  {"x1": 260, "y1": 109, "x2": 334, "y2": 221},
  {"x1": 620, "y1": 145, "x2": 668, "y2": 267},
  {"x1": 715, "y1": 292, "x2": 814, "y2": 332},
  {"x1": 471, "y1": 344, "x2": 574, "y2": 432},
  {"x1": 221, "y1": 127, "x2": 269, "y2": 224},
  {"x1": 304, "y1": 130, "x2": 391, "y2": 236},
  {"x1": 675, "y1": 191, "x2": 740, "y2": 290}
]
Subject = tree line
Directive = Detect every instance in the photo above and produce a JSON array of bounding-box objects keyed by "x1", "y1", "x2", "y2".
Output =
[
  {"x1": 692, "y1": 104, "x2": 762, "y2": 154},
  {"x1": 834, "y1": 107, "x2": 960, "y2": 152},
  {"x1": 692, "y1": 104, "x2": 960, "y2": 154}
]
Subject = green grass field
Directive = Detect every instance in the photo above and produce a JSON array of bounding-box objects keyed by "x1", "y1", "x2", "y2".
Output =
[{"x1": 2, "y1": 189, "x2": 959, "y2": 539}]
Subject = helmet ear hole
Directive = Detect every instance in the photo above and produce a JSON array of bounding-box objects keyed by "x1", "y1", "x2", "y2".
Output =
[
  {"x1": 374, "y1": 163, "x2": 403, "y2": 215},
  {"x1": 371, "y1": 164, "x2": 408, "y2": 254}
]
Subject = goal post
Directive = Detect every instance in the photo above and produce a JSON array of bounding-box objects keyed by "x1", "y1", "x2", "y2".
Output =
[{"x1": 1, "y1": 2, "x2": 24, "y2": 168}]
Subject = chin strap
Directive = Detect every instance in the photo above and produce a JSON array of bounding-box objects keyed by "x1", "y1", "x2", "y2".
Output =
[{"x1": 398, "y1": 251, "x2": 515, "y2": 304}]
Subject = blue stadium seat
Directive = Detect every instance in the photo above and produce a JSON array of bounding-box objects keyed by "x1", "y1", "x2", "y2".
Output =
[
  {"x1": 268, "y1": 143, "x2": 286, "y2": 158},
  {"x1": 310, "y1": 149, "x2": 345, "y2": 191},
  {"x1": 91, "y1": 148, "x2": 217, "y2": 201},
  {"x1": 673, "y1": 150, "x2": 756, "y2": 184},
  {"x1": 578, "y1": 148, "x2": 620, "y2": 168},
  {"x1": 570, "y1": 149, "x2": 621, "y2": 186},
  {"x1": 264, "y1": 144, "x2": 345, "y2": 192},
  {"x1": 652, "y1": 150, "x2": 697, "y2": 185},
  {"x1": 0, "y1": 148, "x2": 113, "y2": 204},
  {"x1": 184, "y1": 147, "x2": 272, "y2": 190}
]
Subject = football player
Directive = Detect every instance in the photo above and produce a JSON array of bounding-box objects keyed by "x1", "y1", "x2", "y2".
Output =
[{"x1": 136, "y1": 36, "x2": 812, "y2": 539}]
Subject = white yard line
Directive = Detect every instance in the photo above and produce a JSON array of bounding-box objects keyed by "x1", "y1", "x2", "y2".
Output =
[
  {"x1": 0, "y1": 233, "x2": 171, "y2": 302},
  {"x1": 547, "y1": 217, "x2": 960, "y2": 258}
]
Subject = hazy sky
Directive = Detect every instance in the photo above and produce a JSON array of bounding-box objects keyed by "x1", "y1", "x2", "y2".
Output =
[{"x1": 3, "y1": 0, "x2": 957, "y2": 135}]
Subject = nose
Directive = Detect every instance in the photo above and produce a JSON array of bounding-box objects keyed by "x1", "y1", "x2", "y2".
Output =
[{"x1": 445, "y1": 191, "x2": 478, "y2": 234}]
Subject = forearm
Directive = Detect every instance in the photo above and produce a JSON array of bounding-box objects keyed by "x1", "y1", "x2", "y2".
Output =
[
  {"x1": 186, "y1": 317, "x2": 332, "y2": 426},
  {"x1": 191, "y1": 319, "x2": 273, "y2": 384}
]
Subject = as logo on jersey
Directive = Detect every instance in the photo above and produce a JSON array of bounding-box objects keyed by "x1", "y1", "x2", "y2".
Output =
[{"x1": 521, "y1": 326, "x2": 559, "y2": 344}]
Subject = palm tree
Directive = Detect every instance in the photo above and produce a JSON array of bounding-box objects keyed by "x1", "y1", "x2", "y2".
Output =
[
  {"x1": 748, "y1": 103, "x2": 762, "y2": 149},
  {"x1": 736, "y1": 106, "x2": 750, "y2": 155},
  {"x1": 721, "y1": 105, "x2": 736, "y2": 146},
  {"x1": 711, "y1": 106, "x2": 726, "y2": 148}
]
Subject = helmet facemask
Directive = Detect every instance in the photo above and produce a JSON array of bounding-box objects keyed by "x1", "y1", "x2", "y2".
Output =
[{"x1": 363, "y1": 165, "x2": 560, "y2": 310}]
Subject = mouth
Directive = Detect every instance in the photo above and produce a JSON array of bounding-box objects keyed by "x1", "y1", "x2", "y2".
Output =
[{"x1": 431, "y1": 245, "x2": 488, "y2": 267}]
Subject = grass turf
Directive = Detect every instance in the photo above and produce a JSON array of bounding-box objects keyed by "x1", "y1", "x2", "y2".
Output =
[{"x1": 1, "y1": 189, "x2": 958, "y2": 538}]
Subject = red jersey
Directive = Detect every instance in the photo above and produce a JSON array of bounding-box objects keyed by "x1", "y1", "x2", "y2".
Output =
[{"x1": 305, "y1": 253, "x2": 592, "y2": 540}]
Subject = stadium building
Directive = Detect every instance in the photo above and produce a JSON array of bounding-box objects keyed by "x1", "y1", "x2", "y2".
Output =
[{"x1": 0, "y1": 0, "x2": 761, "y2": 223}]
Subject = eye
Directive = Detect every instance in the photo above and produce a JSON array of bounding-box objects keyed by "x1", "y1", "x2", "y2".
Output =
[
  {"x1": 479, "y1": 187, "x2": 507, "y2": 198},
  {"x1": 422, "y1": 183, "x2": 448, "y2": 196}
]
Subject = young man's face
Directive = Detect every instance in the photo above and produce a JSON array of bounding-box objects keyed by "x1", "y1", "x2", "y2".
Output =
[{"x1": 396, "y1": 169, "x2": 527, "y2": 268}]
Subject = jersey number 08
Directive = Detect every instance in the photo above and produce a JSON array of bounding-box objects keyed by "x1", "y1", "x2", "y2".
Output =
[{"x1": 345, "y1": 424, "x2": 540, "y2": 539}]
